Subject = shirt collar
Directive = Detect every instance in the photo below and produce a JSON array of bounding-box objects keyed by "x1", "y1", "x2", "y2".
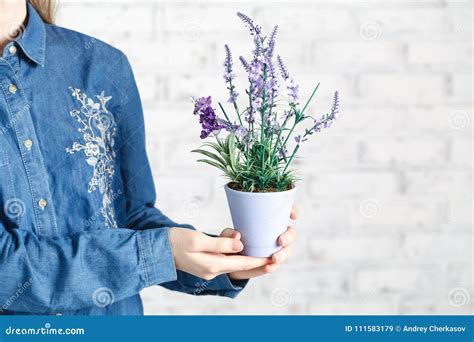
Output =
[{"x1": 16, "y1": 1, "x2": 46, "y2": 66}]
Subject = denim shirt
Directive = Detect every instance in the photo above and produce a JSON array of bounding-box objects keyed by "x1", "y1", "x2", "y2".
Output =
[{"x1": 0, "y1": 2, "x2": 245, "y2": 316}]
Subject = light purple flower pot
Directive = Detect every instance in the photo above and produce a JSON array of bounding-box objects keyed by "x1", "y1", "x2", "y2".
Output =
[{"x1": 224, "y1": 184, "x2": 297, "y2": 257}]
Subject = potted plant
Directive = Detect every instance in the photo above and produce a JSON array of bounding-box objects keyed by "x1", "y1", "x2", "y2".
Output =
[{"x1": 191, "y1": 13, "x2": 340, "y2": 257}]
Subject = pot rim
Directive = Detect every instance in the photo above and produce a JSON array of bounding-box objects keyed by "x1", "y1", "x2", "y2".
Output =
[{"x1": 224, "y1": 183, "x2": 297, "y2": 196}]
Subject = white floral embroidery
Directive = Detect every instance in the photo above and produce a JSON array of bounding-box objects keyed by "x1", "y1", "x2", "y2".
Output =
[{"x1": 66, "y1": 87, "x2": 118, "y2": 228}]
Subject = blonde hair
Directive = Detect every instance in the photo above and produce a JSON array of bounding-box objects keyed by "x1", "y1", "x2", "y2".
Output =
[{"x1": 28, "y1": 0, "x2": 57, "y2": 24}]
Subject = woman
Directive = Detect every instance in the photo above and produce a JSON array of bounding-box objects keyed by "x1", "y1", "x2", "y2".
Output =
[{"x1": 0, "y1": 0, "x2": 296, "y2": 315}]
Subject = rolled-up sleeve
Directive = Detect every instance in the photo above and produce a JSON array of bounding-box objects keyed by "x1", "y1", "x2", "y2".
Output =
[{"x1": 0, "y1": 225, "x2": 177, "y2": 313}]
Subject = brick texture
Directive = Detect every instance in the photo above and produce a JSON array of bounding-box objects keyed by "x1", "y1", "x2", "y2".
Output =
[{"x1": 56, "y1": 0, "x2": 472, "y2": 315}]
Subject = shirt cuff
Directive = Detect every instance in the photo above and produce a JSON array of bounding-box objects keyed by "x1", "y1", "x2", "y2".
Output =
[
  {"x1": 137, "y1": 227, "x2": 177, "y2": 287},
  {"x1": 215, "y1": 274, "x2": 249, "y2": 298},
  {"x1": 185, "y1": 272, "x2": 249, "y2": 298}
]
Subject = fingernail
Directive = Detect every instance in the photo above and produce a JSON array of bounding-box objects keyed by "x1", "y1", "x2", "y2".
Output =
[
  {"x1": 232, "y1": 241, "x2": 242, "y2": 251},
  {"x1": 280, "y1": 237, "x2": 286, "y2": 246},
  {"x1": 273, "y1": 255, "x2": 279, "y2": 263}
]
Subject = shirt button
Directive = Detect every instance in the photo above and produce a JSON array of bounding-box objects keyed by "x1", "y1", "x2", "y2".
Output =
[
  {"x1": 8, "y1": 84, "x2": 17, "y2": 94},
  {"x1": 24, "y1": 139, "x2": 33, "y2": 149},
  {"x1": 38, "y1": 199, "x2": 47, "y2": 209},
  {"x1": 8, "y1": 45, "x2": 17, "y2": 55}
]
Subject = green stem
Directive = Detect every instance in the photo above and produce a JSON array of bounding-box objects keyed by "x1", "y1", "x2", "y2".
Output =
[
  {"x1": 282, "y1": 144, "x2": 300, "y2": 174},
  {"x1": 270, "y1": 107, "x2": 293, "y2": 161},
  {"x1": 246, "y1": 88, "x2": 253, "y2": 175},
  {"x1": 228, "y1": 80, "x2": 243, "y2": 126},
  {"x1": 300, "y1": 82, "x2": 320, "y2": 118},
  {"x1": 281, "y1": 121, "x2": 297, "y2": 153},
  {"x1": 218, "y1": 102, "x2": 231, "y2": 123},
  {"x1": 259, "y1": 65, "x2": 268, "y2": 177},
  {"x1": 282, "y1": 122, "x2": 315, "y2": 174},
  {"x1": 275, "y1": 83, "x2": 321, "y2": 163}
]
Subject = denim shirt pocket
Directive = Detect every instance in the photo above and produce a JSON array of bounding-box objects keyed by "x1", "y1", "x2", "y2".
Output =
[{"x1": 0, "y1": 150, "x2": 21, "y2": 229}]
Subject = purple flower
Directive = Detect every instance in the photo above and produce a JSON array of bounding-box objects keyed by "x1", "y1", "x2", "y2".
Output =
[
  {"x1": 278, "y1": 146, "x2": 289, "y2": 160},
  {"x1": 253, "y1": 97, "x2": 263, "y2": 109},
  {"x1": 234, "y1": 125, "x2": 248, "y2": 138},
  {"x1": 249, "y1": 59, "x2": 263, "y2": 82},
  {"x1": 237, "y1": 12, "x2": 258, "y2": 34},
  {"x1": 227, "y1": 90, "x2": 239, "y2": 104},
  {"x1": 193, "y1": 96, "x2": 211, "y2": 114},
  {"x1": 331, "y1": 90, "x2": 340, "y2": 119},
  {"x1": 277, "y1": 55, "x2": 290, "y2": 80},
  {"x1": 283, "y1": 109, "x2": 294, "y2": 121},
  {"x1": 253, "y1": 36, "x2": 263, "y2": 56},
  {"x1": 267, "y1": 25, "x2": 278, "y2": 58},
  {"x1": 265, "y1": 115, "x2": 281, "y2": 134},
  {"x1": 193, "y1": 96, "x2": 226, "y2": 139},
  {"x1": 223, "y1": 45, "x2": 239, "y2": 104},
  {"x1": 287, "y1": 78, "x2": 299, "y2": 103},
  {"x1": 223, "y1": 73, "x2": 235, "y2": 82},
  {"x1": 239, "y1": 56, "x2": 250, "y2": 72},
  {"x1": 266, "y1": 77, "x2": 278, "y2": 101},
  {"x1": 265, "y1": 57, "x2": 279, "y2": 102},
  {"x1": 294, "y1": 135, "x2": 307, "y2": 144},
  {"x1": 245, "y1": 108, "x2": 256, "y2": 124},
  {"x1": 223, "y1": 45, "x2": 234, "y2": 80},
  {"x1": 309, "y1": 91, "x2": 341, "y2": 134},
  {"x1": 237, "y1": 12, "x2": 264, "y2": 58}
]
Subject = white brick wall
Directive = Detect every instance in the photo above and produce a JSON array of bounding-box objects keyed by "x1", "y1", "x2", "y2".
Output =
[{"x1": 56, "y1": 0, "x2": 472, "y2": 315}]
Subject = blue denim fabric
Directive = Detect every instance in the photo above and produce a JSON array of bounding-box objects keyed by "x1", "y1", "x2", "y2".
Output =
[{"x1": 0, "y1": 2, "x2": 246, "y2": 316}]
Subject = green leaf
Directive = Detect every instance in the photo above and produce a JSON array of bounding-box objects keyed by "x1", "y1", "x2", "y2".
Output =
[
  {"x1": 202, "y1": 142, "x2": 222, "y2": 152},
  {"x1": 192, "y1": 149, "x2": 226, "y2": 166},
  {"x1": 196, "y1": 159, "x2": 226, "y2": 172},
  {"x1": 228, "y1": 134, "x2": 237, "y2": 170}
]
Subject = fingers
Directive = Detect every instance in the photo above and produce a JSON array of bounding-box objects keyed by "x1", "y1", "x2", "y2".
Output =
[
  {"x1": 221, "y1": 254, "x2": 272, "y2": 273},
  {"x1": 272, "y1": 244, "x2": 293, "y2": 264},
  {"x1": 194, "y1": 253, "x2": 271, "y2": 279},
  {"x1": 219, "y1": 228, "x2": 241, "y2": 240},
  {"x1": 196, "y1": 233, "x2": 243, "y2": 254},
  {"x1": 209, "y1": 254, "x2": 272, "y2": 274},
  {"x1": 278, "y1": 226, "x2": 296, "y2": 247},
  {"x1": 229, "y1": 263, "x2": 281, "y2": 280},
  {"x1": 290, "y1": 206, "x2": 299, "y2": 220},
  {"x1": 228, "y1": 244, "x2": 293, "y2": 280}
]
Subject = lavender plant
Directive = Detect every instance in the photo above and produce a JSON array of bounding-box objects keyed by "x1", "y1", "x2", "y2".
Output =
[{"x1": 192, "y1": 12, "x2": 340, "y2": 193}]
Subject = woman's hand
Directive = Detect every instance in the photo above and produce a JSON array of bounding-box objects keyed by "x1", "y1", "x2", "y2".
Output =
[
  {"x1": 226, "y1": 207, "x2": 298, "y2": 280},
  {"x1": 169, "y1": 228, "x2": 272, "y2": 281}
]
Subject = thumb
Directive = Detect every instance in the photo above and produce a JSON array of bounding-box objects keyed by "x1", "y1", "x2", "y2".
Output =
[{"x1": 199, "y1": 234, "x2": 243, "y2": 254}]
